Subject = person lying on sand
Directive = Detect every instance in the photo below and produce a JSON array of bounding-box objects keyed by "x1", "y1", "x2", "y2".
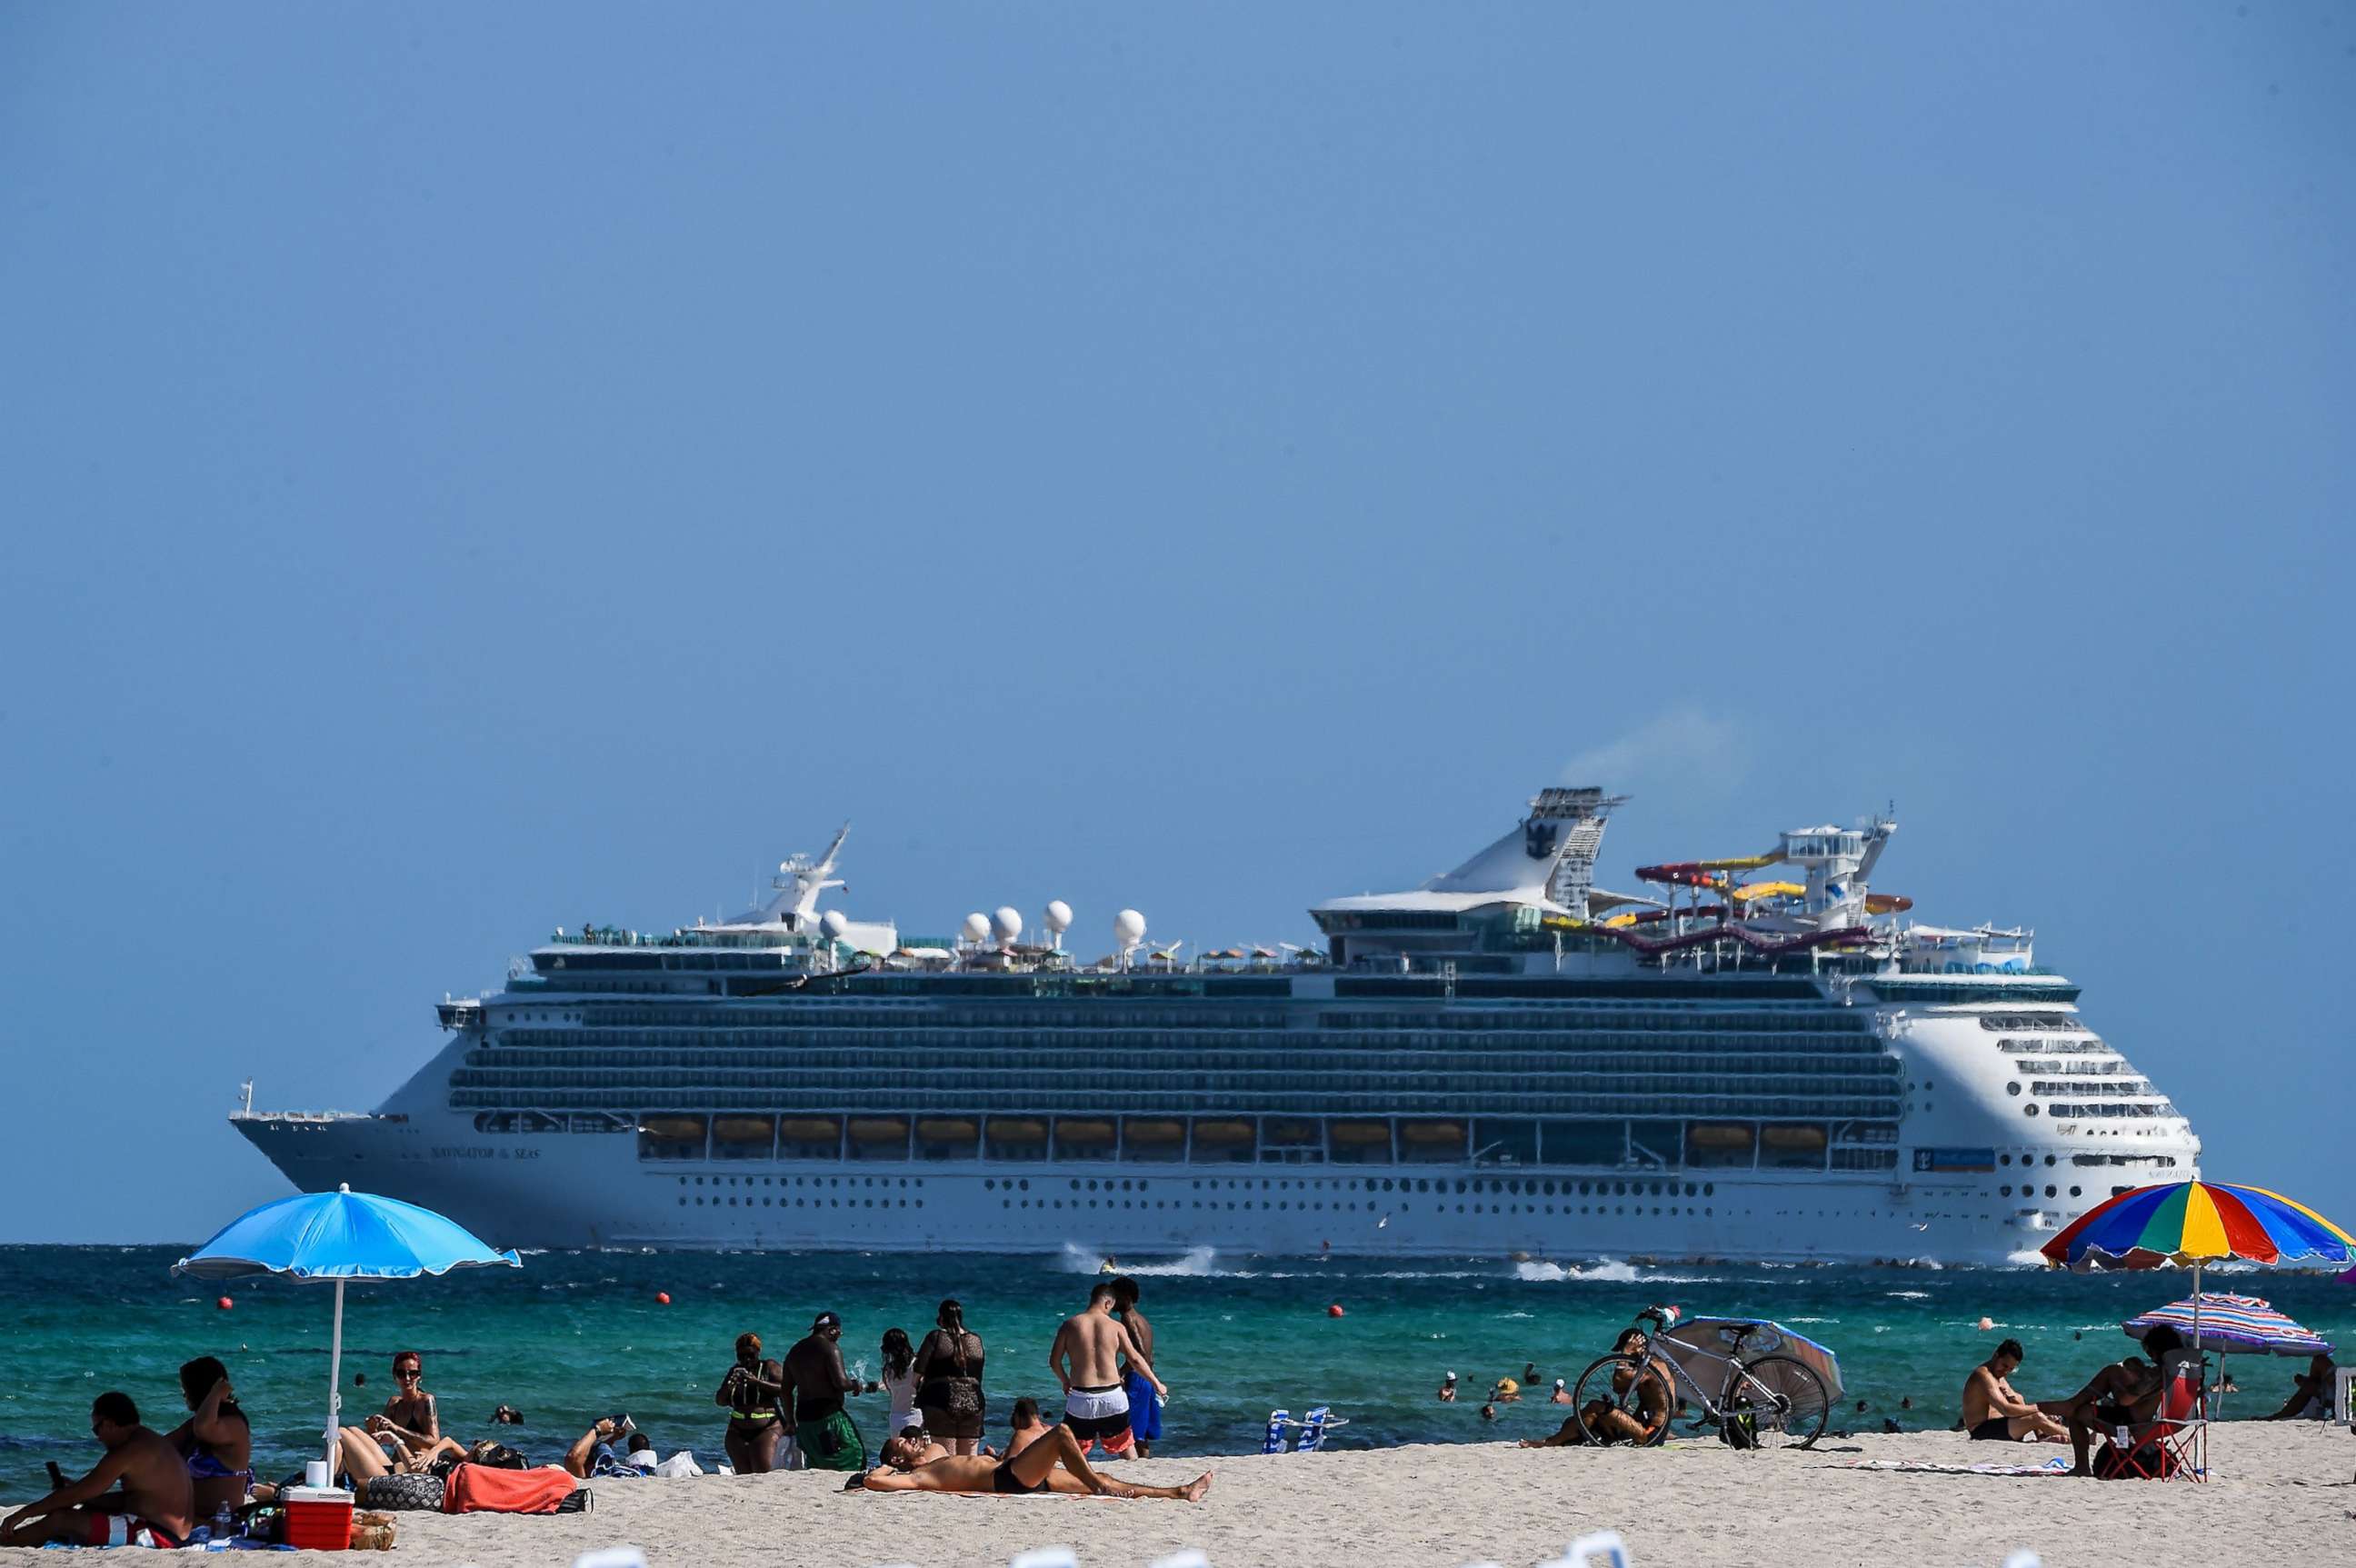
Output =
[
  {"x1": 853, "y1": 1422, "x2": 1212, "y2": 1501},
  {"x1": 1962, "y1": 1339, "x2": 2066, "y2": 1442},
  {"x1": 334, "y1": 1425, "x2": 527, "y2": 1483},
  {"x1": 0, "y1": 1393, "x2": 195, "y2": 1549},
  {"x1": 563, "y1": 1418, "x2": 659, "y2": 1479}
]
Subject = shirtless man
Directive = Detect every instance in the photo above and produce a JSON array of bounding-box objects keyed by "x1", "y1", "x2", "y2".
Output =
[
  {"x1": 1962, "y1": 1340, "x2": 2066, "y2": 1442},
  {"x1": 1108, "y1": 1276, "x2": 1163, "y2": 1457},
  {"x1": 856, "y1": 1420, "x2": 1211, "y2": 1501},
  {"x1": 786, "y1": 1311, "x2": 872, "y2": 1472},
  {"x1": 1560, "y1": 1330, "x2": 1674, "y2": 1446},
  {"x1": 1051, "y1": 1282, "x2": 1167, "y2": 1458},
  {"x1": 1002, "y1": 1396, "x2": 1047, "y2": 1458},
  {"x1": 1437, "y1": 1371, "x2": 1459, "y2": 1402},
  {"x1": 365, "y1": 1350, "x2": 440, "y2": 1451},
  {"x1": 1, "y1": 1393, "x2": 195, "y2": 1549}
]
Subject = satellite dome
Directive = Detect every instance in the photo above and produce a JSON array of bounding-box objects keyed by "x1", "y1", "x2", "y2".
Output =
[
  {"x1": 962, "y1": 912, "x2": 991, "y2": 944},
  {"x1": 992, "y1": 905, "x2": 1023, "y2": 944},
  {"x1": 1113, "y1": 908, "x2": 1147, "y2": 948},
  {"x1": 819, "y1": 910, "x2": 848, "y2": 941},
  {"x1": 1043, "y1": 900, "x2": 1073, "y2": 934}
]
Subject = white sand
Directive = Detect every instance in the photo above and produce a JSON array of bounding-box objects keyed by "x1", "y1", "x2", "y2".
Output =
[{"x1": 5, "y1": 1424, "x2": 2348, "y2": 1566}]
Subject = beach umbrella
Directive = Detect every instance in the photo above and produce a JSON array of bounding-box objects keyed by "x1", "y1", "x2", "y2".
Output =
[
  {"x1": 174, "y1": 1184, "x2": 521, "y2": 1470},
  {"x1": 2041, "y1": 1180, "x2": 2354, "y2": 1359},
  {"x1": 2122, "y1": 1293, "x2": 2331, "y2": 1358},
  {"x1": 1655, "y1": 1315, "x2": 1846, "y2": 1404}
]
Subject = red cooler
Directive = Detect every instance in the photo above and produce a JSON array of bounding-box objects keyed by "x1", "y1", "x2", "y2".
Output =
[{"x1": 282, "y1": 1484, "x2": 355, "y2": 1551}]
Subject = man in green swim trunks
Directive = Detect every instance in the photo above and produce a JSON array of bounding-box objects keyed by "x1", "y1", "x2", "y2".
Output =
[{"x1": 786, "y1": 1312, "x2": 873, "y2": 1472}]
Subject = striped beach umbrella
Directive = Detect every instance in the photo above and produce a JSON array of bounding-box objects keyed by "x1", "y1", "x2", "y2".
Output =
[
  {"x1": 2040, "y1": 1181, "x2": 2354, "y2": 1273},
  {"x1": 2042, "y1": 1181, "x2": 2353, "y2": 1366},
  {"x1": 2123, "y1": 1293, "x2": 2332, "y2": 1357}
]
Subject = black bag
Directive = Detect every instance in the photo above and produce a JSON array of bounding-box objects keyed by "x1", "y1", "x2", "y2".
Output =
[{"x1": 943, "y1": 1331, "x2": 985, "y2": 1420}]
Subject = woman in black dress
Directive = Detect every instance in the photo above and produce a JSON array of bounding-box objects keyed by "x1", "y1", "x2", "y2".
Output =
[{"x1": 913, "y1": 1299, "x2": 986, "y2": 1455}]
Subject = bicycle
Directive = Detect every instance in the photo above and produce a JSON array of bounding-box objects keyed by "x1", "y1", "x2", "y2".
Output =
[{"x1": 1570, "y1": 1306, "x2": 1831, "y2": 1451}]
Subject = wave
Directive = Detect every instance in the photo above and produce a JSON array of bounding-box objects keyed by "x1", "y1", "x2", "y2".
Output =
[
  {"x1": 1885, "y1": 1290, "x2": 1932, "y2": 1300},
  {"x1": 1509, "y1": 1258, "x2": 1714, "y2": 1285},
  {"x1": 1056, "y1": 1243, "x2": 1233, "y2": 1277}
]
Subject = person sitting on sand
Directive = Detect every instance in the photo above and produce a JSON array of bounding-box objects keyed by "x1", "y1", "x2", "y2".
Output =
[
  {"x1": 164, "y1": 1356, "x2": 252, "y2": 1522},
  {"x1": 365, "y1": 1350, "x2": 439, "y2": 1453},
  {"x1": 2261, "y1": 1353, "x2": 2336, "y2": 1421},
  {"x1": 1002, "y1": 1396, "x2": 1047, "y2": 1458},
  {"x1": 334, "y1": 1425, "x2": 528, "y2": 1484},
  {"x1": 1962, "y1": 1340, "x2": 2066, "y2": 1442},
  {"x1": 2048, "y1": 1326, "x2": 2192, "y2": 1476},
  {"x1": 0, "y1": 1392, "x2": 195, "y2": 1549},
  {"x1": 1521, "y1": 1324, "x2": 1685, "y2": 1449},
  {"x1": 1437, "y1": 1372, "x2": 1458, "y2": 1402},
  {"x1": 854, "y1": 1421, "x2": 1212, "y2": 1501}
]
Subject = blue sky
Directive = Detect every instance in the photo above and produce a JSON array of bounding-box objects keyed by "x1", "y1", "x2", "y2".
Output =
[{"x1": 3, "y1": 5, "x2": 2350, "y2": 1243}]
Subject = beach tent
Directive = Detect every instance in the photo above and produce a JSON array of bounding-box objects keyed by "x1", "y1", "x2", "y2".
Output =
[
  {"x1": 1654, "y1": 1315, "x2": 1845, "y2": 1405},
  {"x1": 174, "y1": 1183, "x2": 521, "y2": 1471}
]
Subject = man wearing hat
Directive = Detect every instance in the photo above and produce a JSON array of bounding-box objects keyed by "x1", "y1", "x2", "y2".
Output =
[{"x1": 786, "y1": 1312, "x2": 874, "y2": 1472}]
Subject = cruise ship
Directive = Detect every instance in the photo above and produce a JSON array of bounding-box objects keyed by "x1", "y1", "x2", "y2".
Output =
[{"x1": 234, "y1": 789, "x2": 2200, "y2": 1263}]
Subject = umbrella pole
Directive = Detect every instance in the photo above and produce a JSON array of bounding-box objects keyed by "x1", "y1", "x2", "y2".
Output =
[{"x1": 324, "y1": 1278, "x2": 345, "y2": 1475}]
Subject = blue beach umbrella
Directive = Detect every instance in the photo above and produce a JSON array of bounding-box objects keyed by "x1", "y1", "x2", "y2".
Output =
[{"x1": 174, "y1": 1184, "x2": 521, "y2": 1470}]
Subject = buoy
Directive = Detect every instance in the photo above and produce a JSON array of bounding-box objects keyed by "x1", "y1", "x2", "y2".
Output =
[
  {"x1": 1326, "y1": 1303, "x2": 1344, "y2": 1318},
  {"x1": 215, "y1": 1296, "x2": 233, "y2": 1312},
  {"x1": 1976, "y1": 1315, "x2": 1995, "y2": 1332},
  {"x1": 656, "y1": 1291, "x2": 673, "y2": 1306}
]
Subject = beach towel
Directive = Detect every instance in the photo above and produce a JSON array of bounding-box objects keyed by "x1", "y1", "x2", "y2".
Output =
[
  {"x1": 1839, "y1": 1456, "x2": 2073, "y2": 1478},
  {"x1": 799, "y1": 1408, "x2": 866, "y2": 1473},
  {"x1": 443, "y1": 1462, "x2": 580, "y2": 1514}
]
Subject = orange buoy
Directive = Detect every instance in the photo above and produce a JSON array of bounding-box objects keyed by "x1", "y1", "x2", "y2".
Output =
[
  {"x1": 1326, "y1": 1303, "x2": 1344, "y2": 1317},
  {"x1": 656, "y1": 1291, "x2": 673, "y2": 1305},
  {"x1": 215, "y1": 1296, "x2": 233, "y2": 1311}
]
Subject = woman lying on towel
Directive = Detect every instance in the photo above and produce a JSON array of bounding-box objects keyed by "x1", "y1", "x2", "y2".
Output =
[{"x1": 850, "y1": 1423, "x2": 1213, "y2": 1502}]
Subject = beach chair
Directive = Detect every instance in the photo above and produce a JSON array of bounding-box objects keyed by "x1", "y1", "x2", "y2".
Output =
[
  {"x1": 1295, "y1": 1405, "x2": 1332, "y2": 1452},
  {"x1": 2098, "y1": 1358, "x2": 2205, "y2": 1482},
  {"x1": 1262, "y1": 1408, "x2": 1291, "y2": 1454}
]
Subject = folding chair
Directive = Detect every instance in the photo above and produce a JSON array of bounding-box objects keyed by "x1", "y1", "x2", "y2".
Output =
[{"x1": 2100, "y1": 1357, "x2": 2206, "y2": 1482}]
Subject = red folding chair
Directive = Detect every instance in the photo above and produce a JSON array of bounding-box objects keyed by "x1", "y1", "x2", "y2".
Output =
[{"x1": 2099, "y1": 1357, "x2": 2206, "y2": 1482}]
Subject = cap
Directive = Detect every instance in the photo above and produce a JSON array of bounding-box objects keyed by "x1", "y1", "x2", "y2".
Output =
[
  {"x1": 1554, "y1": 1379, "x2": 1566, "y2": 1388},
  {"x1": 1444, "y1": 1371, "x2": 1456, "y2": 1380},
  {"x1": 814, "y1": 1311, "x2": 842, "y2": 1332}
]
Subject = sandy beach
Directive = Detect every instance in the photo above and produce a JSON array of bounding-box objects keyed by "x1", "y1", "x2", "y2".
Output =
[{"x1": 5, "y1": 1424, "x2": 2347, "y2": 1567}]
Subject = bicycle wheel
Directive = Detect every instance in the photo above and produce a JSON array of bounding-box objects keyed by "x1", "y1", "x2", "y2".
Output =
[
  {"x1": 1721, "y1": 1353, "x2": 1830, "y2": 1450},
  {"x1": 1569, "y1": 1353, "x2": 1668, "y2": 1447}
]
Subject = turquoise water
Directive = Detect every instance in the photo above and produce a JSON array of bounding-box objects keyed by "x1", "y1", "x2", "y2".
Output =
[{"x1": 3, "y1": 1244, "x2": 2348, "y2": 1496}]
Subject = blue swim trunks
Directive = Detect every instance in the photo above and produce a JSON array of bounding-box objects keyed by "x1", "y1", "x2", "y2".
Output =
[{"x1": 1123, "y1": 1368, "x2": 1163, "y2": 1443}]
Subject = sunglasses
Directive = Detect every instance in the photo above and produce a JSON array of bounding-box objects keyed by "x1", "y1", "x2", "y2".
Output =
[{"x1": 395, "y1": 1367, "x2": 422, "y2": 1380}]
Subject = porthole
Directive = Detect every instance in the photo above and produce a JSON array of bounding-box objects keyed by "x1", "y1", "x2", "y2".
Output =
[
  {"x1": 2025, "y1": 1105, "x2": 2040, "y2": 1117},
  {"x1": 2006, "y1": 1084, "x2": 2022, "y2": 1097}
]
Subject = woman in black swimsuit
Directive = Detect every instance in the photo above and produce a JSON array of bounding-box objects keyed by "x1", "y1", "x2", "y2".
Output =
[
  {"x1": 913, "y1": 1299, "x2": 987, "y2": 1455},
  {"x1": 716, "y1": 1332, "x2": 789, "y2": 1473},
  {"x1": 854, "y1": 1425, "x2": 1212, "y2": 1501}
]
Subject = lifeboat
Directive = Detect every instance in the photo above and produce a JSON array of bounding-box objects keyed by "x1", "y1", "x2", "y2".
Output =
[
  {"x1": 1123, "y1": 1119, "x2": 1184, "y2": 1146},
  {"x1": 713, "y1": 1116, "x2": 776, "y2": 1144},
  {"x1": 988, "y1": 1117, "x2": 1049, "y2": 1144},
  {"x1": 1865, "y1": 893, "x2": 1914, "y2": 914},
  {"x1": 639, "y1": 1115, "x2": 705, "y2": 1143},
  {"x1": 1190, "y1": 1119, "x2": 1254, "y2": 1145},
  {"x1": 779, "y1": 1117, "x2": 843, "y2": 1143},
  {"x1": 1400, "y1": 1121, "x2": 1465, "y2": 1146},
  {"x1": 1329, "y1": 1121, "x2": 1393, "y2": 1147},
  {"x1": 1056, "y1": 1119, "x2": 1117, "y2": 1145},
  {"x1": 916, "y1": 1118, "x2": 978, "y2": 1144},
  {"x1": 848, "y1": 1117, "x2": 910, "y2": 1144},
  {"x1": 1689, "y1": 1124, "x2": 1756, "y2": 1150},
  {"x1": 1762, "y1": 1124, "x2": 1828, "y2": 1151}
]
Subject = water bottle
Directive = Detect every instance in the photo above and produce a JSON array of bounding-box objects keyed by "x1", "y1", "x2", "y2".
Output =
[{"x1": 213, "y1": 1501, "x2": 234, "y2": 1542}]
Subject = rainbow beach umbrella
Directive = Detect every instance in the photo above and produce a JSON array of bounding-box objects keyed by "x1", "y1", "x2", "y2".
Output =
[{"x1": 2042, "y1": 1180, "x2": 2354, "y2": 1357}]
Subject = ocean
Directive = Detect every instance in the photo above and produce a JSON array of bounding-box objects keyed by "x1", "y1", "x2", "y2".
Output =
[{"x1": 2, "y1": 1243, "x2": 2347, "y2": 1496}]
